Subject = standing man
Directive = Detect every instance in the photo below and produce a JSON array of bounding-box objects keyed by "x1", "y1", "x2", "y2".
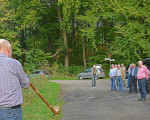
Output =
[
  {"x1": 137, "y1": 61, "x2": 149, "y2": 101},
  {"x1": 109, "y1": 64, "x2": 116, "y2": 91},
  {"x1": 92, "y1": 65, "x2": 100, "y2": 87},
  {"x1": 129, "y1": 63, "x2": 138, "y2": 94},
  {"x1": 116, "y1": 65, "x2": 124, "y2": 92},
  {"x1": 0, "y1": 39, "x2": 30, "y2": 120},
  {"x1": 121, "y1": 64, "x2": 126, "y2": 87}
]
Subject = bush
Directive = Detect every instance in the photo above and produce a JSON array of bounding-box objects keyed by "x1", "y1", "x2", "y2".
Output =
[
  {"x1": 49, "y1": 62, "x2": 84, "y2": 80},
  {"x1": 23, "y1": 49, "x2": 51, "y2": 73}
]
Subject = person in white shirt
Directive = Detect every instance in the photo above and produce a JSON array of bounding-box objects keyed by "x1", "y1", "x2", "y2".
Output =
[{"x1": 109, "y1": 64, "x2": 116, "y2": 91}]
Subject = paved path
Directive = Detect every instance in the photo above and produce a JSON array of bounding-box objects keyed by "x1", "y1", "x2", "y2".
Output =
[{"x1": 52, "y1": 79, "x2": 150, "y2": 120}]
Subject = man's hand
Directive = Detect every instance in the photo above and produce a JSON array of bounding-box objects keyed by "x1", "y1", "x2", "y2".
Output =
[
  {"x1": 99, "y1": 72, "x2": 101, "y2": 75},
  {"x1": 26, "y1": 85, "x2": 30, "y2": 89}
]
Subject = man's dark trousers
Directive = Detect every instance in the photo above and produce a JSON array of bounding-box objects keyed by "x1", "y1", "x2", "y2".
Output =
[{"x1": 129, "y1": 76, "x2": 137, "y2": 93}]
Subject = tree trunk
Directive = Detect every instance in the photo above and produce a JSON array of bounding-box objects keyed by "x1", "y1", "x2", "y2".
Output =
[
  {"x1": 57, "y1": 7, "x2": 69, "y2": 68},
  {"x1": 82, "y1": 37, "x2": 86, "y2": 69},
  {"x1": 72, "y1": 18, "x2": 76, "y2": 57},
  {"x1": 63, "y1": 30, "x2": 69, "y2": 68},
  {"x1": 20, "y1": 29, "x2": 26, "y2": 66}
]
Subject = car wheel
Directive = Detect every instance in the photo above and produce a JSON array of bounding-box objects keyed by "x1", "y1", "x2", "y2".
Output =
[{"x1": 79, "y1": 76, "x2": 83, "y2": 80}]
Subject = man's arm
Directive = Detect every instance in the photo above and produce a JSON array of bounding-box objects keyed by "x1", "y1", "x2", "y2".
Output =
[
  {"x1": 15, "y1": 61, "x2": 30, "y2": 88},
  {"x1": 115, "y1": 69, "x2": 117, "y2": 77},
  {"x1": 97, "y1": 69, "x2": 100, "y2": 75},
  {"x1": 98, "y1": 70, "x2": 101, "y2": 75},
  {"x1": 113, "y1": 69, "x2": 116, "y2": 76},
  {"x1": 26, "y1": 84, "x2": 30, "y2": 89},
  {"x1": 109, "y1": 70, "x2": 111, "y2": 77}
]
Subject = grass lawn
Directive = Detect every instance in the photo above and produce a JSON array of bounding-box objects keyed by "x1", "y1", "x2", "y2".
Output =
[{"x1": 22, "y1": 76, "x2": 63, "y2": 120}]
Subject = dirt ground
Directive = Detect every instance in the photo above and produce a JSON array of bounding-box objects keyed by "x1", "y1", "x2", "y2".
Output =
[{"x1": 52, "y1": 79, "x2": 150, "y2": 120}]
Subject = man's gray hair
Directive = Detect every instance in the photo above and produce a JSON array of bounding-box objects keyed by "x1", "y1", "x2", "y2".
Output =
[
  {"x1": 132, "y1": 63, "x2": 136, "y2": 66},
  {"x1": 93, "y1": 65, "x2": 96, "y2": 67},
  {"x1": 138, "y1": 61, "x2": 143, "y2": 63}
]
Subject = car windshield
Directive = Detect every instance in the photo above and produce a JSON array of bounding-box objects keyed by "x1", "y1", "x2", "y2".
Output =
[
  {"x1": 30, "y1": 71, "x2": 41, "y2": 74},
  {"x1": 99, "y1": 68, "x2": 104, "y2": 72},
  {"x1": 83, "y1": 68, "x2": 91, "y2": 73}
]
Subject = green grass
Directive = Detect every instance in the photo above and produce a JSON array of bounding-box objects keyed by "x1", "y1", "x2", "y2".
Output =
[{"x1": 22, "y1": 76, "x2": 63, "y2": 120}]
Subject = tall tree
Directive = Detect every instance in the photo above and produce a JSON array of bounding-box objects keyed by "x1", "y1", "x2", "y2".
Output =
[
  {"x1": 57, "y1": 0, "x2": 80, "y2": 68},
  {"x1": 77, "y1": 0, "x2": 100, "y2": 68}
]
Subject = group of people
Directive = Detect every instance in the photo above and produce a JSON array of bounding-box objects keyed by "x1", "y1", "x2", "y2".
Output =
[
  {"x1": 109, "y1": 62, "x2": 149, "y2": 101},
  {"x1": 109, "y1": 64, "x2": 126, "y2": 92}
]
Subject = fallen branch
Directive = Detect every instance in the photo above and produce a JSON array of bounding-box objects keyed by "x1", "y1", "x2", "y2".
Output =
[{"x1": 50, "y1": 48, "x2": 61, "y2": 58}]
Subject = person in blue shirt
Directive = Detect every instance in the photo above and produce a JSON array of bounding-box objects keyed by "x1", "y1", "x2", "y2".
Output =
[{"x1": 109, "y1": 64, "x2": 116, "y2": 91}]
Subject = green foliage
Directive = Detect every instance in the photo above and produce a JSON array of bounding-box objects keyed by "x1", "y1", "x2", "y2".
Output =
[
  {"x1": 68, "y1": 64, "x2": 84, "y2": 76},
  {"x1": 23, "y1": 49, "x2": 51, "y2": 72},
  {"x1": 77, "y1": 0, "x2": 100, "y2": 49},
  {"x1": 107, "y1": 0, "x2": 150, "y2": 66},
  {"x1": 0, "y1": 0, "x2": 150, "y2": 78},
  {"x1": 58, "y1": 0, "x2": 80, "y2": 32}
]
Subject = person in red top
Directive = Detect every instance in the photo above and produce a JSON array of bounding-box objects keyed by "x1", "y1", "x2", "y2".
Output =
[{"x1": 137, "y1": 61, "x2": 149, "y2": 101}]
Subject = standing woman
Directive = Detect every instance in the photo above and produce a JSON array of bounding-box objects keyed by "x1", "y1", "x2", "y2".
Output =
[{"x1": 109, "y1": 64, "x2": 116, "y2": 91}]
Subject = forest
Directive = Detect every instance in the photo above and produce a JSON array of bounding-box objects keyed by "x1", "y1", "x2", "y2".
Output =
[{"x1": 0, "y1": 0, "x2": 150, "y2": 77}]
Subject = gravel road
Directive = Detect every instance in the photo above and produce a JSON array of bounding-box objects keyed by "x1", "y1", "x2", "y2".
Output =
[{"x1": 51, "y1": 79, "x2": 150, "y2": 120}]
